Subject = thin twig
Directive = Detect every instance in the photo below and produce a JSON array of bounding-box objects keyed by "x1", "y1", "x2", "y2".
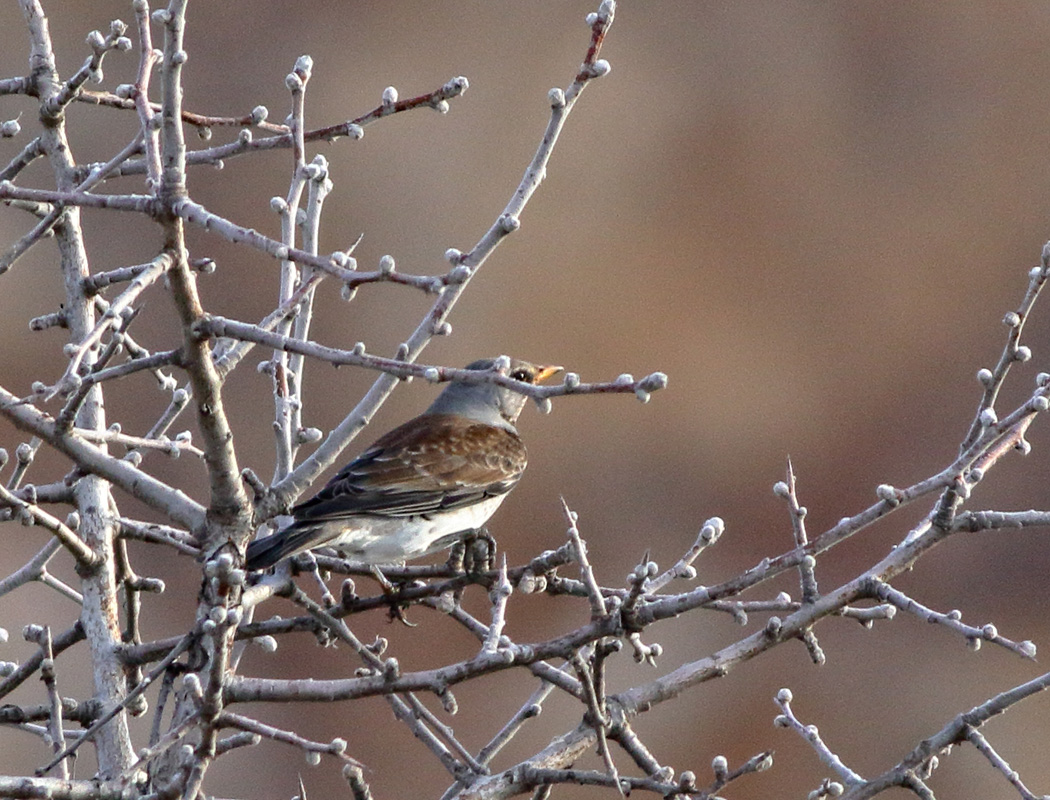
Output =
[
  {"x1": 0, "y1": 482, "x2": 99, "y2": 569},
  {"x1": 96, "y1": 75, "x2": 471, "y2": 178},
  {"x1": 36, "y1": 627, "x2": 199, "y2": 775},
  {"x1": 38, "y1": 628, "x2": 69, "y2": 779},
  {"x1": 561, "y1": 499, "x2": 607, "y2": 619}
]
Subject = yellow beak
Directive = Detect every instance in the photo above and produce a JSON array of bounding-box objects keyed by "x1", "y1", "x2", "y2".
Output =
[{"x1": 534, "y1": 365, "x2": 564, "y2": 383}]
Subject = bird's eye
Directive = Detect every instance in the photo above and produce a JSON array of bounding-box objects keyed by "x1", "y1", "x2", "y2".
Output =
[{"x1": 511, "y1": 369, "x2": 531, "y2": 383}]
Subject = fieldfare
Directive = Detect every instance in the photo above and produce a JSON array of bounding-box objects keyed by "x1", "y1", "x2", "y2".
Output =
[{"x1": 245, "y1": 357, "x2": 562, "y2": 570}]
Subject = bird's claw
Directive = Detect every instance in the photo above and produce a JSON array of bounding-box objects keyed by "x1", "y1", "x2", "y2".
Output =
[
  {"x1": 458, "y1": 528, "x2": 497, "y2": 576},
  {"x1": 370, "y1": 565, "x2": 417, "y2": 627}
]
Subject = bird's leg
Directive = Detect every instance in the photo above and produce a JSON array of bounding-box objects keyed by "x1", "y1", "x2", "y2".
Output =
[
  {"x1": 445, "y1": 527, "x2": 496, "y2": 575},
  {"x1": 369, "y1": 565, "x2": 417, "y2": 627},
  {"x1": 462, "y1": 527, "x2": 497, "y2": 576},
  {"x1": 446, "y1": 529, "x2": 483, "y2": 575},
  {"x1": 446, "y1": 539, "x2": 468, "y2": 574}
]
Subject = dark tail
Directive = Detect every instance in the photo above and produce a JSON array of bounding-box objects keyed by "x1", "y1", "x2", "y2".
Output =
[{"x1": 245, "y1": 525, "x2": 321, "y2": 570}]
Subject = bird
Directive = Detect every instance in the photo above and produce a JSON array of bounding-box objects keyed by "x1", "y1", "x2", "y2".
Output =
[{"x1": 244, "y1": 357, "x2": 562, "y2": 570}]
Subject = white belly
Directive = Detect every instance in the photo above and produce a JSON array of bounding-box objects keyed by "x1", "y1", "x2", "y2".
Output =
[{"x1": 322, "y1": 494, "x2": 508, "y2": 564}]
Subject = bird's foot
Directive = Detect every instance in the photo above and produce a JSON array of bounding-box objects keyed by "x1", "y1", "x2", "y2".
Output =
[
  {"x1": 370, "y1": 565, "x2": 417, "y2": 627},
  {"x1": 446, "y1": 529, "x2": 496, "y2": 576},
  {"x1": 446, "y1": 540, "x2": 467, "y2": 573},
  {"x1": 462, "y1": 528, "x2": 497, "y2": 576}
]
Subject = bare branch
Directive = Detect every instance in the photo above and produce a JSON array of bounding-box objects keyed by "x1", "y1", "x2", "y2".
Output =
[
  {"x1": 838, "y1": 670, "x2": 1050, "y2": 799},
  {"x1": 0, "y1": 482, "x2": 98, "y2": 569},
  {"x1": 0, "y1": 135, "x2": 44, "y2": 183},
  {"x1": 95, "y1": 74, "x2": 471, "y2": 179},
  {"x1": 866, "y1": 579, "x2": 1036, "y2": 659},
  {"x1": 774, "y1": 688, "x2": 865, "y2": 789},
  {"x1": 0, "y1": 384, "x2": 206, "y2": 532},
  {"x1": 36, "y1": 626, "x2": 198, "y2": 776}
]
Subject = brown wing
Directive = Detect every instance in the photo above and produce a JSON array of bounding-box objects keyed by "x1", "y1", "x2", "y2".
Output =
[{"x1": 290, "y1": 413, "x2": 527, "y2": 524}]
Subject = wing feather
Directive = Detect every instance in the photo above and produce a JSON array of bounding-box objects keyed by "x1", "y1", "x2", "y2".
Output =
[{"x1": 290, "y1": 414, "x2": 527, "y2": 524}]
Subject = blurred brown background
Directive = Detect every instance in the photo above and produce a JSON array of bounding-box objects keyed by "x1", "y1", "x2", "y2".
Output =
[{"x1": 3, "y1": 2, "x2": 1050, "y2": 798}]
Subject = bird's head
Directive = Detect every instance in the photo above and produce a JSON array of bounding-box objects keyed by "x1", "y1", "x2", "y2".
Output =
[{"x1": 425, "y1": 357, "x2": 563, "y2": 427}]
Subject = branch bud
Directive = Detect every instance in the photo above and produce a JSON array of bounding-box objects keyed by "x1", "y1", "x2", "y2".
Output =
[
  {"x1": 15, "y1": 443, "x2": 34, "y2": 464},
  {"x1": 294, "y1": 54, "x2": 313, "y2": 79},
  {"x1": 712, "y1": 755, "x2": 728, "y2": 780},
  {"x1": 639, "y1": 371, "x2": 669, "y2": 391},
  {"x1": 439, "y1": 688, "x2": 458, "y2": 714},
  {"x1": 329, "y1": 252, "x2": 352, "y2": 269},
  {"x1": 446, "y1": 75, "x2": 469, "y2": 94},
  {"x1": 590, "y1": 59, "x2": 612, "y2": 77},
  {"x1": 448, "y1": 265, "x2": 472, "y2": 284},
  {"x1": 875, "y1": 484, "x2": 899, "y2": 505},
  {"x1": 297, "y1": 427, "x2": 323, "y2": 444},
  {"x1": 22, "y1": 624, "x2": 45, "y2": 643},
  {"x1": 253, "y1": 636, "x2": 278, "y2": 653}
]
